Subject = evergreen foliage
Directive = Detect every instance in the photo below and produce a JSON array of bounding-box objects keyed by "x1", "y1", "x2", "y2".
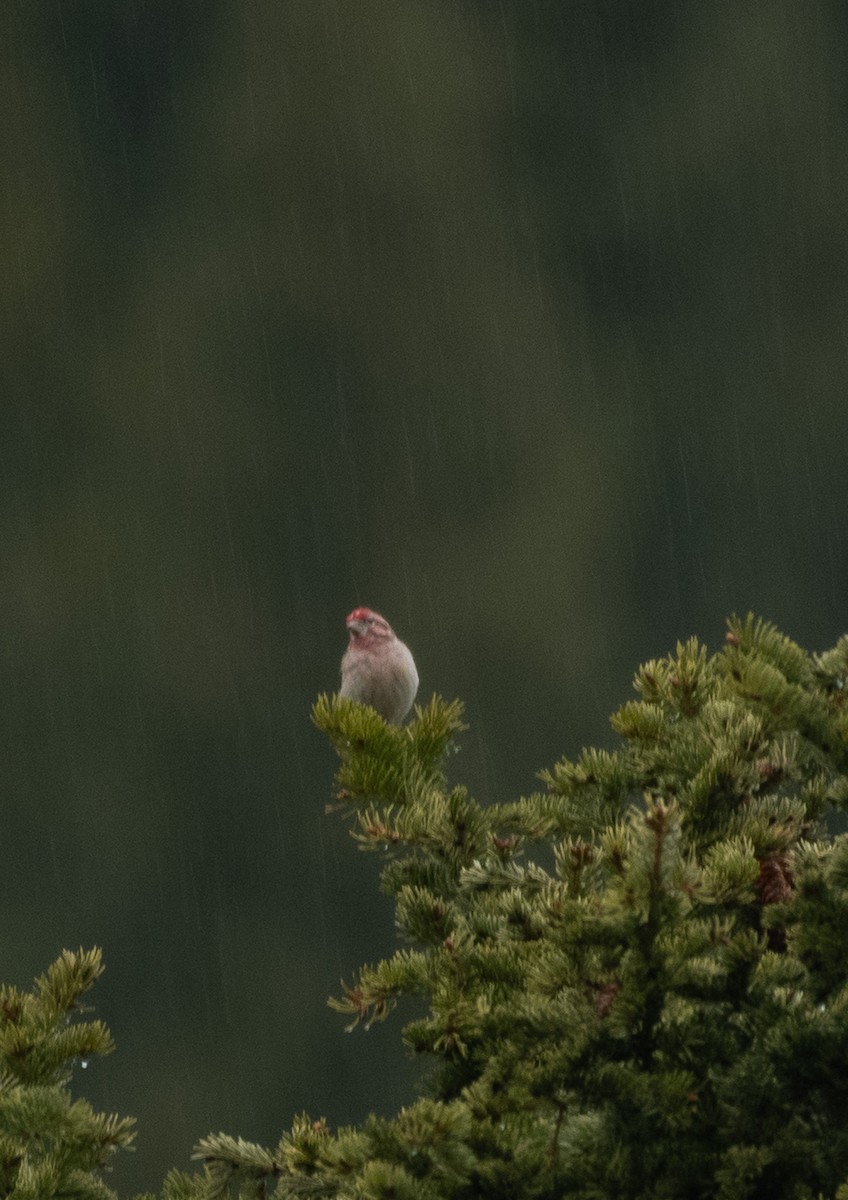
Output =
[
  {"x1": 0, "y1": 948, "x2": 134, "y2": 1200},
  {"x1": 10, "y1": 617, "x2": 848, "y2": 1199},
  {"x1": 177, "y1": 616, "x2": 848, "y2": 1200}
]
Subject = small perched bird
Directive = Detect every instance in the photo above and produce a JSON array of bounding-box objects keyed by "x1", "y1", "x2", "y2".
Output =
[{"x1": 339, "y1": 607, "x2": 419, "y2": 724}]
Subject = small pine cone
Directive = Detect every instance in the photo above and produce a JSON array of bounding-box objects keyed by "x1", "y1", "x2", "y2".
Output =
[
  {"x1": 756, "y1": 852, "x2": 795, "y2": 906},
  {"x1": 594, "y1": 981, "x2": 620, "y2": 1018},
  {"x1": 756, "y1": 758, "x2": 777, "y2": 783}
]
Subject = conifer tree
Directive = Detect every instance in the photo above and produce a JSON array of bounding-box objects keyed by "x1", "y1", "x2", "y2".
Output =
[
  {"x1": 0, "y1": 948, "x2": 135, "y2": 1199},
  {"x1": 9, "y1": 617, "x2": 848, "y2": 1200},
  {"x1": 177, "y1": 615, "x2": 848, "y2": 1200}
]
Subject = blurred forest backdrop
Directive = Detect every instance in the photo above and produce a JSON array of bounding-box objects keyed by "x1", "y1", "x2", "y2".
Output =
[{"x1": 2, "y1": 0, "x2": 847, "y2": 1191}]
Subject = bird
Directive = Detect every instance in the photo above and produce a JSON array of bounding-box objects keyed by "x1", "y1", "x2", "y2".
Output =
[{"x1": 339, "y1": 607, "x2": 419, "y2": 724}]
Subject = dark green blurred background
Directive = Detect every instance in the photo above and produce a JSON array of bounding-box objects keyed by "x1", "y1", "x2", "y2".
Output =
[{"x1": 2, "y1": 0, "x2": 846, "y2": 1190}]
